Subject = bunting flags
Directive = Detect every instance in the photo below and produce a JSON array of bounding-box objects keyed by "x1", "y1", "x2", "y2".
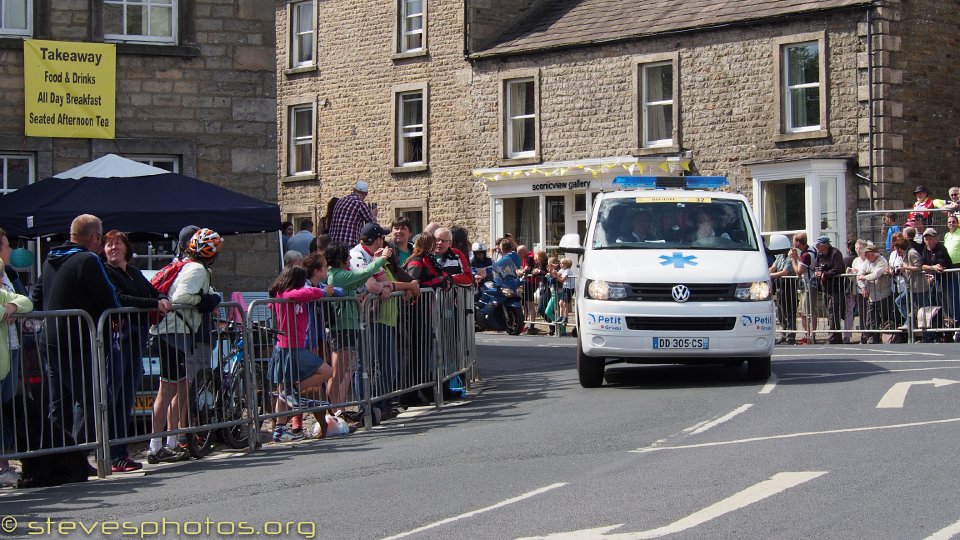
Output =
[{"x1": 475, "y1": 158, "x2": 691, "y2": 182}]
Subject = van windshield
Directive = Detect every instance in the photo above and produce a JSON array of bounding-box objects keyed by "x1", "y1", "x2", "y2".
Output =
[{"x1": 592, "y1": 196, "x2": 759, "y2": 251}]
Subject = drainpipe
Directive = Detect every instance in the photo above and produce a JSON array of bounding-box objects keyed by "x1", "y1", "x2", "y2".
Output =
[{"x1": 867, "y1": 5, "x2": 876, "y2": 210}]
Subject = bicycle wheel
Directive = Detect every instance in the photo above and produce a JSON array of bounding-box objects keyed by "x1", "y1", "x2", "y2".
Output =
[
  {"x1": 221, "y1": 364, "x2": 265, "y2": 449},
  {"x1": 187, "y1": 369, "x2": 218, "y2": 459}
]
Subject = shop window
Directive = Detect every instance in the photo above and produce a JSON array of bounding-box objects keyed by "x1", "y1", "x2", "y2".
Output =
[
  {"x1": 495, "y1": 197, "x2": 539, "y2": 249},
  {"x1": 104, "y1": 0, "x2": 177, "y2": 44},
  {"x1": 760, "y1": 178, "x2": 806, "y2": 233},
  {"x1": 0, "y1": 154, "x2": 33, "y2": 195},
  {"x1": 397, "y1": 0, "x2": 425, "y2": 54},
  {"x1": 289, "y1": 1, "x2": 315, "y2": 68},
  {"x1": 0, "y1": 0, "x2": 31, "y2": 37},
  {"x1": 288, "y1": 103, "x2": 315, "y2": 176}
]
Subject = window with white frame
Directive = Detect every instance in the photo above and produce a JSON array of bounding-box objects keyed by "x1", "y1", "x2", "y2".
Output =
[
  {"x1": 0, "y1": 154, "x2": 34, "y2": 195},
  {"x1": 641, "y1": 61, "x2": 674, "y2": 147},
  {"x1": 398, "y1": 0, "x2": 424, "y2": 53},
  {"x1": 505, "y1": 78, "x2": 536, "y2": 159},
  {"x1": 127, "y1": 155, "x2": 179, "y2": 173},
  {"x1": 290, "y1": 1, "x2": 315, "y2": 68},
  {"x1": 0, "y1": 0, "x2": 32, "y2": 37},
  {"x1": 288, "y1": 104, "x2": 314, "y2": 176},
  {"x1": 783, "y1": 41, "x2": 821, "y2": 132},
  {"x1": 397, "y1": 91, "x2": 424, "y2": 166},
  {"x1": 104, "y1": 0, "x2": 177, "y2": 44}
]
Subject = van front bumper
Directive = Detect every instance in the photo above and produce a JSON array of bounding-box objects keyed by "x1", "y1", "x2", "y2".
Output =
[{"x1": 577, "y1": 299, "x2": 775, "y2": 359}]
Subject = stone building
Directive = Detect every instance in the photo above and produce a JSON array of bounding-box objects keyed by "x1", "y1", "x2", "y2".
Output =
[
  {"x1": 278, "y1": 0, "x2": 959, "y2": 251},
  {"x1": 0, "y1": 1, "x2": 278, "y2": 293}
]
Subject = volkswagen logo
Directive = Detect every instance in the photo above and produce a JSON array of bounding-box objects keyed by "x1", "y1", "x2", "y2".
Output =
[{"x1": 671, "y1": 284, "x2": 691, "y2": 303}]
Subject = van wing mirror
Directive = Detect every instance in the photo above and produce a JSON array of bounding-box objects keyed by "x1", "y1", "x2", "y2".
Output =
[{"x1": 559, "y1": 233, "x2": 584, "y2": 256}]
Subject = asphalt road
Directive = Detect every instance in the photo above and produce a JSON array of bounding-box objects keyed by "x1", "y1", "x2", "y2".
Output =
[{"x1": 2, "y1": 336, "x2": 960, "y2": 540}]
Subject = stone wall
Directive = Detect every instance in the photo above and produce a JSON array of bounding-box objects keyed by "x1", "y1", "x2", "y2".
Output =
[
  {"x1": 877, "y1": 0, "x2": 960, "y2": 207},
  {"x1": 276, "y1": 0, "x2": 490, "y2": 245},
  {"x1": 0, "y1": 0, "x2": 279, "y2": 294},
  {"x1": 469, "y1": 12, "x2": 867, "y2": 198}
]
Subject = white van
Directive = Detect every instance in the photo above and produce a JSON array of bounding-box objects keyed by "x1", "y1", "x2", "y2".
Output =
[{"x1": 559, "y1": 177, "x2": 774, "y2": 387}]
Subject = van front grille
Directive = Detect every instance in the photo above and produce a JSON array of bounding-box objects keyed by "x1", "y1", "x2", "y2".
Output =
[
  {"x1": 627, "y1": 283, "x2": 736, "y2": 302},
  {"x1": 625, "y1": 317, "x2": 737, "y2": 331}
]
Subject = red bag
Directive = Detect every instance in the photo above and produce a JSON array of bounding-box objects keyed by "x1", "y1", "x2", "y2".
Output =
[
  {"x1": 148, "y1": 260, "x2": 188, "y2": 324},
  {"x1": 150, "y1": 260, "x2": 188, "y2": 295}
]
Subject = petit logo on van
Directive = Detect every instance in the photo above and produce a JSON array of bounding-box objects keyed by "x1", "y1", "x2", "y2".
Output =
[
  {"x1": 741, "y1": 315, "x2": 773, "y2": 331},
  {"x1": 587, "y1": 313, "x2": 624, "y2": 331}
]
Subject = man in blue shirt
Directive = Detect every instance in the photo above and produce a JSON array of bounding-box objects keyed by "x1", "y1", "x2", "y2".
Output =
[{"x1": 883, "y1": 212, "x2": 901, "y2": 253}]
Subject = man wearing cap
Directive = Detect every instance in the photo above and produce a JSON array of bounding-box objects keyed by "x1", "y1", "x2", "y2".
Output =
[
  {"x1": 329, "y1": 180, "x2": 378, "y2": 247},
  {"x1": 349, "y1": 222, "x2": 418, "y2": 420},
  {"x1": 813, "y1": 235, "x2": 846, "y2": 344},
  {"x1": 920, "y1": 227, "x2": 954, "y2": 317},
  {"x1": 908, "y1": 185, "x2": 943, "y2": 225},
  {"x1": 856, "y1": 244, "x2": 894, "y2": 343}
]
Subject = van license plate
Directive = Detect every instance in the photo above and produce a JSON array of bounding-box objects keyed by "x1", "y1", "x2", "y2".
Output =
[{"x1": 653, "y1": 337, "x2": 709, "y2": 349}]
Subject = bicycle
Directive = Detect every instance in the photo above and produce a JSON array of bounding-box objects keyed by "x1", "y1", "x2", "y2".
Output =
[{"x1": 189, "y1": 319, "x2": 281, "y2": 454}]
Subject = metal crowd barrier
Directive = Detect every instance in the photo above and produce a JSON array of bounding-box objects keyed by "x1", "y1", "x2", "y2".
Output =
[
  {"x1": 771, "y1": 268, "x2": 960, "y2": 344},
  {"x1": 0, "y1": 310, "x2": 104, "y2": 472},
  {"x1": 0, "y1": 292, "x2": 477, "y2": 483},
  {"x1": 524, "y1": 282, "x2": 578, "y2": 338}
]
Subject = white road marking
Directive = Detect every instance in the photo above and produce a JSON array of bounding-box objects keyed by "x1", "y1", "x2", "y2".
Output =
[
  {"x1": 876, "y1": 378, "x2": 960, "y2": 408},
  {"x1": 849, "y1": 347, "x2": 944, "y2": 356},
  {"x1": 683, "y1": 404, "x2": 753, "y2": 435},
  {"x1": 380, "y1": 482, "x2": 568, "y2": 540},
  {"x1": 630, "y1": 417, "x2": 960, "y2": 453},
  {"x1": 924, "y1": 517, "x2": 960, "y2": 540},
  {"x1": 759, "y1": 373, "x2": 778, "y2": 394},
  {"x1": 517, "y1": 472, "x2": 826, "y2": 540},
  {"x1": 776, "y1": 358, "x2": 958, "y2": 364},
  {"x1": 778, "y1": 365, "x2": 960, "y2": 383},
  {"x1": 774, "y1": 351, "x2": 946, "y2": 358}
]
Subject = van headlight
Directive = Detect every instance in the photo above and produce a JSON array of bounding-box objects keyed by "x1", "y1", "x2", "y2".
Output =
[
  {"x1": 585, "y1": 280, "x2": 628, "y2": 300},
  {"x1": 735, "y1": 281, "x2": 771, "y2": 301}
]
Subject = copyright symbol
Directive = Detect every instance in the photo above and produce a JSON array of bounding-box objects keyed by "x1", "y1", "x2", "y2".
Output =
[{"x1": 1, "y1": 516, "x2": 16, "y2": 533}]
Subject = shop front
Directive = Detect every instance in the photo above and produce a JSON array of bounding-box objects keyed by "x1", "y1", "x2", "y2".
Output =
[{"x1": 475, "y1": 156, "x2": 686, "y2": 255}]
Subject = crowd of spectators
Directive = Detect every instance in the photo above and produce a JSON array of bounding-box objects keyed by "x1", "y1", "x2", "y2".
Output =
[{"x1": 770, "y1": 184, "x2": 960, "y2": 344}]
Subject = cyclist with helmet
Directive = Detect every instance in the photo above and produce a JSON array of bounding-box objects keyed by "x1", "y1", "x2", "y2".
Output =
[{"x1": 148, "y1": 228, "x2": 222, "y2": 463}]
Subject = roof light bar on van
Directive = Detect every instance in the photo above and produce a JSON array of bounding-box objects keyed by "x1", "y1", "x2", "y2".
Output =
[{"x1": 612, "y1": 176, "x2": 730, "y2": 190}]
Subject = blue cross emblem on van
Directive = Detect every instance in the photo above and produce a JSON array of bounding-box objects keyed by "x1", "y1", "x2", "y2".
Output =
[{"x1": 659, "y1": 252, "x2": 698, "y2": 268}]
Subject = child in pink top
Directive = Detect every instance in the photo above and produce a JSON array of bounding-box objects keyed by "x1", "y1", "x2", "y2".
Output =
[{"x1": 267, "y1": 255, "x2": 335, "y2": 441}]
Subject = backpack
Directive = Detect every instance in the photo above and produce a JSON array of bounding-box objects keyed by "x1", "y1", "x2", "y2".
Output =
[
  {"x1": 150, "y1": 260, "x2": 189, "y2": 295},
  {"x1": 798, "y1": 248, "x2": 820, "y2": 292}
]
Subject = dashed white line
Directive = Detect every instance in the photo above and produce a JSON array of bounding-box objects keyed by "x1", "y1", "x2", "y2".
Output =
[
  {"x1": 381, "y1": 482, "x2": 568, "y2": 540},
  {"x1": 518, "y1": 472, "x2": 827, "y2": 540},
  {"x1": 924, "y1": 517, "x2": 960, "y2": 540},
  {"x1": 683, "y1": 404, "x2": 753, "y2": 435},
  {"x1": 759, "y1": 373, "x2": 778, "y2": 394},
  {"x1": 631, "y1": 417, "x2": 960, "y2": 453}
]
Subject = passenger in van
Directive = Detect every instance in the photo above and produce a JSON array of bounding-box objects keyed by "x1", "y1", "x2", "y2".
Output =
[
  {"x1": 692, "y1": 208, "x2": 731, "y2": 242},
  {"x1": 717, "y1": 204, "x2": 747, "y2": 243}
]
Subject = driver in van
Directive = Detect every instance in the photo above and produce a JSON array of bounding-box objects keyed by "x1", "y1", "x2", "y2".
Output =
[{"x1": 617, "y1": 210, "x2": 659, "y2": 243}]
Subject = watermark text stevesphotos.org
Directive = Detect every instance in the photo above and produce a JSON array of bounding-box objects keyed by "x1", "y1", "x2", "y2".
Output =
[{"x1": 0, "y1": 516, "x2": 318, "y2": 538}]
